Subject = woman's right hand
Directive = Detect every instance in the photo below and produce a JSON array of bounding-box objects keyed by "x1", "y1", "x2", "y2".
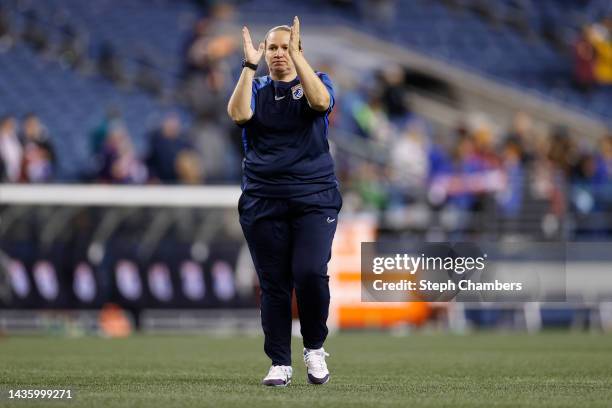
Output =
[{"x1": 242, "y1": 26, "x2": 264, "y2": 65}]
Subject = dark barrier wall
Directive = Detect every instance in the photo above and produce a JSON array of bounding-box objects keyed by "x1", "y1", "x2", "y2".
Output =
[{"x1": 0, "y1": 206, "x2": 256, "y2": 310}]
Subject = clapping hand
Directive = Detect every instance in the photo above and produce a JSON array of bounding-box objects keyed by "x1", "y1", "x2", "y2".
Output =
[{"x1": 242, "y1": 26, "x2": 264, "y2": 65}]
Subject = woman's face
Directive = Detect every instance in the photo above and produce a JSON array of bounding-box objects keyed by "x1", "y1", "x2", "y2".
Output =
[{"x1": 265, "y1": 30, "x2": 294, "y2": 77}]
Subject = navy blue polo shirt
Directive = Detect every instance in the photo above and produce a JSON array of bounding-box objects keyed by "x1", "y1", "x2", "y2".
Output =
[{"x1": 238, "y1": 72, "x2": 337, "y2": 198}]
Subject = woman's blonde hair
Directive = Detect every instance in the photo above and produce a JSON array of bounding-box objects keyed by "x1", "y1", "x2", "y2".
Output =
[{"x1": 264, "y1": 25, "x2": 302, "y2": 50}]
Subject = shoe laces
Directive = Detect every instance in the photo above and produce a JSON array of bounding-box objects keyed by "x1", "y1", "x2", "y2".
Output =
[{"x1": 304, "y1": 349, "x2": 329, "y2": 371}]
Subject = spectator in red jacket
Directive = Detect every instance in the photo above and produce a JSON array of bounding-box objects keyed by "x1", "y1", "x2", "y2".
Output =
[{"x1": 574, "y1": 26, "x2": 596, "y2": 92}]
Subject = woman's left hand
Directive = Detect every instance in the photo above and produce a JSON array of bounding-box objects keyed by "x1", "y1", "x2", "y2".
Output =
[{"x1": 289, "y1": 16, "x2": 301, "y2": 56}]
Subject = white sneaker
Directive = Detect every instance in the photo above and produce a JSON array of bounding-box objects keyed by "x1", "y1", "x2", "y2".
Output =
[
  {"x1": 303, "y1": 348, "x2": 330, "y2": 385},
  {"x1": 262, "y1": 365, "x2": 292, "y2": 387}
]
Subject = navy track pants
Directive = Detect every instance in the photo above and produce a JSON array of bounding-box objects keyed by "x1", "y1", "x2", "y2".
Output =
[{"x1": 238, "y1": 187, "x2": 342, "y2": 366}]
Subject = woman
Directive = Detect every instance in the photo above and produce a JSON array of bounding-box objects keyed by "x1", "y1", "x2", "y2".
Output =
[{"x1": 227, "y1": 16, "x2": 341, "y2": 387}]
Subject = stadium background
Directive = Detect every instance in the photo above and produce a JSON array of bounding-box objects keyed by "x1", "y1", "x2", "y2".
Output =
[{"x1": 1, "y1": 1, "x2": 612, "y2": 406}]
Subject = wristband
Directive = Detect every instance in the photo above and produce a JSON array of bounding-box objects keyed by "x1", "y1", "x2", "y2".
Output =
[{"x1": 242, "y1": 59, "x2": 258, "y2": 71}]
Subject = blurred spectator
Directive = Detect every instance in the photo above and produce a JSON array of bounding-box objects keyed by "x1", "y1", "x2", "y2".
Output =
[
  {"x1": 19, "y1": 113, "x2": 55, "y2": 182},
  {"x1": 573, "y1": 26, "x2": 596, "y2": 91},
  {"x1": 348, "y1": 90, "x2": 394, "y2": 143},
  {"x1": 497, "y1": 138, "x2": 524, "y2": 216},
  {"x1": 592, "y1": 16, "x2": 612, "y2": 41},
  {"x1": 354, "y1": 162, "x2": 389, "y2": 211},
  {"x1": 504, "y1": 111, "x2": 535, "y2": 164},
  {"x1": 189, "y1": 118, "x2": 240, "y2": 183},
  {"x1": 530, "y1": 135, "x2": 560, "y2": 203},
  {"x1": 97, "y1": 42, "x2": 125, "y2": 85},
  {"x1": 336, "y1": 77, "x2": 363, "y2": 135},
  {"x1": 586, "y1": 19, "x2": 612, "y2": 85},
  {"x1": 90, "y1": 107, "x2": 123, "y2": 158},
  {"x1": 448, "y1": 135, "x2": 479, "y2": 210},
  {"x1": 571, "y1": 152, "x2": 608, "y2": 214},
  {"x1": 0, "y1": 5, "x2": 14, "y2": 52},
  {"x1": 469, "y1": 114, "x2": 500, "y2": 169},
  {"x1": 180, "y1": 4, "x2": 237, "y2": 114},
  {"x1": 0, "y1": 115, "x2": 22, "y2": 182},
  {"x1": 389, "y1": 119, "x2": 429, "y2": 200},
  {"x1": 427, "y1": 133, "x2": 452, "y2": 183},
  {"x1": 184, "y1": 61, "x2": 230, "y2": 117},
  {"x1": 181, "y1": 17, "x2": 212, "y2": 79},
  {"x1": 181, "y1": 5, "x2": 237, "y2": 78},
  {"x1": 181, "y1": 8, "x2": 240, "y2": 176},
  {"x1": 146, "y1": 114, "x2": 196, "y2": 183},
  {"x1": 430, "y1": 124, "x2": 506, "y2": 216},
  {"x1": 548, "y1": 126, "x2": 578, "y2": 177},
  {"x1": 175, "y1": 150, "x2": 203, "y2": 184},
  {"x1": 57, "y1": 23, "x2": 87, "y2": 70},
  {"x1": 21, "y1": 10, "x2": 48, "y2": 53},
  {"x1": 378, "y1": 65, "x2": 410, "y2": 125},
  {"x1": 98, "y1": 124, "x2": 147, "y2": 184},
  {"x1": 574, "y1": 152, "x2": 607, "y2": 186}
]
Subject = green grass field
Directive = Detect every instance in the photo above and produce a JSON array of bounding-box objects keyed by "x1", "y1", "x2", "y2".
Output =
[{"x1": 1, "y1": 332, "x2": 611, "y2": 407}]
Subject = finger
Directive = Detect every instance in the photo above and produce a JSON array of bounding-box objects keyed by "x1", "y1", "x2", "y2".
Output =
[
  {"x1": 242, "y1": 26, "x2": 253, "y2": 45},
  {"x1": 294, "y1": 16, "x2": 300, "y2": 37},
  {"x1": 257, "y1": 42, "x2": 264, "y2": 56}
]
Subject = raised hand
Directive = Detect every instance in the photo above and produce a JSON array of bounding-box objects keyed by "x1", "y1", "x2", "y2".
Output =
[
  {"x1": 242, "y1": 26, "x2": 264, "y2": 65},
  {"x1": 289, "y1": 16, "x2": 301, "y2": 55}
]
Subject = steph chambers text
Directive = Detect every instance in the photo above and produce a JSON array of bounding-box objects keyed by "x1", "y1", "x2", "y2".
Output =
[{"x1": 372, "y1": 279, "x2": 523, "y2": 292}]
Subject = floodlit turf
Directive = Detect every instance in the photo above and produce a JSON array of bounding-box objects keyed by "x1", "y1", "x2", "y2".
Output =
[{"x1": 0, "y1": 332, "x2": 611, "y2": 407}]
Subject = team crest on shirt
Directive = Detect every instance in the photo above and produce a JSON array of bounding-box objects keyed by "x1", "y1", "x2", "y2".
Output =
[{"x1": 291, "y1": 84, "x2": 304, "y2": 100}]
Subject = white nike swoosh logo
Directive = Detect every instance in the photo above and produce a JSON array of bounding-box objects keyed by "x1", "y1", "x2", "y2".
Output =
[
  {"x1": 326, "y1": 217, "x2": 336, "y2": 223},
  {"x1": 275, "y1": 95, "x2": 286, "y2": 101}
]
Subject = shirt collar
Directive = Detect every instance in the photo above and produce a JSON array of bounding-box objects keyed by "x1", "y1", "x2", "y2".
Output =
[{"x1": 271, "y1": 75, "x2": 299, "y2": 89}]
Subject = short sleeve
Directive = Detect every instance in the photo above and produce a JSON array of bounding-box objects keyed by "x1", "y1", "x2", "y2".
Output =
[{"x1": 316, "y1": 72, "x2": 335, "y2": 114}]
